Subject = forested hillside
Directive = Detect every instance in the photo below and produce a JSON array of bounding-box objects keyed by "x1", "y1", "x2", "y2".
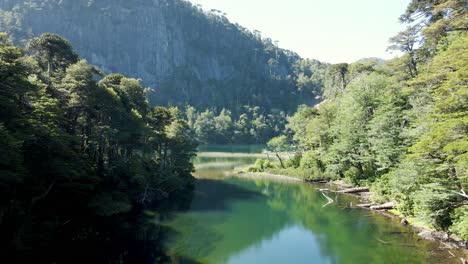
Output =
[
  {"x1": 250, "y1": 0, "x2": 467, "y2": 240},
  {"x1": 0, "y1": 0, "x2": 327, "y2": 116},
  {"x1": 1, "y1": 0, "x2": 466, "y2": 262},
  {"x1": 0, "y1": 32, "x2": 196, "y2": 263},
  {"x1": 0, "y1": 0, "x2": 330, "y2": 144}
]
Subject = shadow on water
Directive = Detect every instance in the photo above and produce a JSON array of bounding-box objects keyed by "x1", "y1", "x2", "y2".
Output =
[
  {"x1": 163, "y1": 146, "x2": 465, "y2": 264},
  {"x1": 176, "y1": 257, "x2": 204, "y2": 264},
  {"x1": 164, "y1": 176, "x2": 464, "y2": 264},
  {"x1": 161, "y1": 222, "x2": 224, "y2": 262},
  {"x1": 188, "y1": 179, "x2": 265, "y2": 212},
  {"x1": 159, "y1": 179, "x2": 277, "y2": 262},
  {"x1": 161, "y1": 178, "x2": 294, "y2": 263},
  {"x1": 160, "y1": 178, "x2": 265, "y2": 223}
]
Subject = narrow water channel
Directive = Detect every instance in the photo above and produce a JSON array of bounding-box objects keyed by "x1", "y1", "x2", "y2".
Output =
[{"x1": 162, "y1": 145, "x2": 459, "y2": 264}]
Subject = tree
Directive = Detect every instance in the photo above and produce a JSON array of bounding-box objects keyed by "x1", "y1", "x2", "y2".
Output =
[
  {"x1": 388, "y1": 25, "x2": 422, "y2": 77},
  {"x1": 193, "y1": 109, "x2": 216, "y2": 144},
  {"x1": 253, "y1": 0, "x2": 468, "y2": 241},
  {"x1": 267, "y1": 135, "x2": 289, "y2": 168},
  {"x1": 27, "y1": 33, "x2": 78, "y2": 74},
  {"x1": 402, "y1": 34, "x2": 468, "y2": 229},
  {"x1": 325, "y1": 73, "x2": 387, "y2": 182},
  {"x1": 368, "y1": 80, "x2": 409, "y2": 172},
  {"x1": 213, "y1": 109, "x2": 234, "y2": 144},
  {"x1": 399, "y1": 0, "x2": 467, "y2": 57},
  {"x1": 324, "y1": 63, "x2": 349, "y2": 99},
  {"x1": 286, "y1": 105, "x2": 318, "y2": 149},
  {"x1": 0, "y1": 33, "x2": 198, "y2": 262}
]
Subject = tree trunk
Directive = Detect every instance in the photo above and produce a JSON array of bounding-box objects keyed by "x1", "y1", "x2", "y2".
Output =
[
  {"x1": 276, "y1": 152, "x2": 285, "y2": 168},
  {"x1": 370, "y1": 202, "x2": 398, "y2": 210},
  {"x1": 338, "y1": 187, "x2": 369, "y2": 193},
  {"x1": 356, "y1": 203, "x2": 378, "y2": 208}
]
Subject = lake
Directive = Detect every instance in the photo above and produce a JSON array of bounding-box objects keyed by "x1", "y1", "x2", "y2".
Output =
[{"x1": 162, "y1": 145, "x2": 459, "y2": 264}]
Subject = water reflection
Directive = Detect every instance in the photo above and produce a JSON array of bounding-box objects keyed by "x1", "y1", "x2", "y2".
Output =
[{"x1": 163, "y1": 146, "x2": 458, "y2": 264}]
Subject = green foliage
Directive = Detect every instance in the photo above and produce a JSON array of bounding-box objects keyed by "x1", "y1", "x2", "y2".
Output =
[
  {"x1": 247, "y1": 159, "x2": 273, "y2": 173},
  {"x1": 185, "y1": 106, "x2": 288, "y2": 144},
  {"x1": 0, "y1": 1, "x2": 330, "y2": 120},
  {"x1": 300, "y1": 151, "x2": 322, "y2": 170},
  {"x1": 450, "y1": 205, "x2": 468, "y2": 240},
  {"x1": 293, "y1": 59, "x2": 328, "y2": 95},
  {"x1": 389, "y1": 26, "x2": 421, "y2": 77},
  {"x1": 400, "y1": 0, "x2": 467, "y2": 50},
  {"x1": 286, "y1": 152, "x2": 302, "y2": 169},
  {"x1": 267, "y1": 135, "x2": 289, "y2": 152},
  {"x1": 323, "y1": 63, "x2": 349, "y2": 99},
  {"x1": 0, "y1": 33, "x2": 197, "y2": 262},
  {"x1": 411, "y1": 183, "x2": 456, "y2": 230},
  {"x1": 28, "y1": 33, "x2": 78, "y2": 74},
  {"x1": 286, "y1": 104, "x2": 318, "y2": 144},
  {"x1": 259, "y1": 5, "x2": 467, "y2": 238}
]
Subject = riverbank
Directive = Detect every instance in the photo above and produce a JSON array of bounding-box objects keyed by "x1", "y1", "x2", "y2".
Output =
[
  {"x1": 235, "y1": 171, "x2": 304, "y2": 183},
  {"x1": 238, "y1": 170, "x2": 468, "y2": 258}
]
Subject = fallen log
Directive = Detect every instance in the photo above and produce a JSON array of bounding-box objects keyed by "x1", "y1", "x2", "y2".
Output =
[
  {"x1": 356, "y1": 203, "x2": 377, "y2": 208},
  {"x1": 306, "y1": 179, "x2": 329, "y2": 184},
  {"x1": 370, "y1": 202, "x2": 398, "y2": 210},
  {"x1": 338, "y1": 187, "x2": 369, "y2": 194}
]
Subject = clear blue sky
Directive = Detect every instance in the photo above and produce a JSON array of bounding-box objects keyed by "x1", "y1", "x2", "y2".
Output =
[{"x1": 187, "y1": 0, "x2": 410, "y2": 63}]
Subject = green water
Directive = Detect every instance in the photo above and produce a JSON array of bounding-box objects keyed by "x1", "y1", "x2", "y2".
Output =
[{"x1": 163, "y1": 145, "x2": 458, "y2": 264}]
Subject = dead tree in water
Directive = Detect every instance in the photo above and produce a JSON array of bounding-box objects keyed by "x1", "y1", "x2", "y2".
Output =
[{"x1": 321, "y1": 191, "x2": 334, "y2": 208}]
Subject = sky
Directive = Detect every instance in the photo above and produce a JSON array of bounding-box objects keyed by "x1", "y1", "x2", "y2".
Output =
[{"x1": 187, "y1": 0, "x2": 411, "y2": 63}]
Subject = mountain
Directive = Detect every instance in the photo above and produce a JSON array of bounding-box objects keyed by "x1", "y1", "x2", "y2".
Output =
[{"x1": 0, "y1": 0, "x2": 327, "y2": 113}]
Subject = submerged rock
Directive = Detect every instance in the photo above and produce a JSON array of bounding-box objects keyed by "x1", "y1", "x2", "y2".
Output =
[{"x1": 418, "y1": 230, "x2": 436, "y2": 241}]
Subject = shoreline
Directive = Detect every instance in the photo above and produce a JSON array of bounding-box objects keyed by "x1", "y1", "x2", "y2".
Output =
[
  {"x1": 237, "y1": 170, "x2": 467, "y2": 256},
  {"x1": 235, "y1": 171, "x2": 303, "y2": 182}
]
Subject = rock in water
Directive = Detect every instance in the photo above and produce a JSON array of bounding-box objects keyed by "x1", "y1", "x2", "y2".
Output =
[{"x1": 400, "y1": 218, "x2": 408, "y2": 226}]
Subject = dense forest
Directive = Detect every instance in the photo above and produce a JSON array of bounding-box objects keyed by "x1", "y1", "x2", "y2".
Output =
[
  {"x1": 0, "y1": 0, "x2": 466, "y2": 262},
  {"x1": 0, "y1": 0, "x2": 329, "y2": 143},
  {"x1": 249, "y1": 0, "x2": 467, "y2": 240},
  {"x1": 0, "y1": 32, "x2": 197, "y2": 262}
]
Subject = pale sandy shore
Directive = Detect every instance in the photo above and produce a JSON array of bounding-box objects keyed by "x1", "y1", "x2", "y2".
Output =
[
  {"x1": 196, "y1": 152, "x2": 268, "y2": 158},
  {"x1": 194, "y1": 161, "x2": 246, "y2": 170},
  {"x1": 232, "y1": 171, "x2": 303, "y2": 183},
  {"x1": 193, "y1": 170, "x2": 302, "y2": 183},
  {"x1": 196, "y1": 151, "x2": 290, "y2": 159}
]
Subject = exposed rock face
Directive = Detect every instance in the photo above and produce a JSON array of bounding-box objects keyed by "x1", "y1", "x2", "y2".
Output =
[{"x1": 1, "y1": 0, "x2": 316, "y2": 111}]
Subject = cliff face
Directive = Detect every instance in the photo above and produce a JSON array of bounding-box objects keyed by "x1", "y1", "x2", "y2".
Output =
[{"x1": 0, "y1": 0, "x2": 321, "y2": 111}]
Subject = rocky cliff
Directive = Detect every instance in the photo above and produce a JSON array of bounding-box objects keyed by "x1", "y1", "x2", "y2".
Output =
[{"x1": 0, "y1": 0, "x2": 325, "y2": 112}]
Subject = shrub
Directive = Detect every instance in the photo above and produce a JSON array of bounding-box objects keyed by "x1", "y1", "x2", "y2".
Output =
[
  {"x1": 300, "y1": 151, "x2": 319, "y2": 169},
  {"x1": 247, "y1": 159, "x2": 273, "y2": 172},
  {"x1": 411, "y1": 183, "x2": 457, "y2": 230},
  {"x1": 344, "y1": 167, "x2": 360, "y2": 184},
  {"x1": 289, "y1": 152, "x2": 302, "y2": 168},
  {"x1": 450, "y1": 205, "x2": 468, "y2": 240}
]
